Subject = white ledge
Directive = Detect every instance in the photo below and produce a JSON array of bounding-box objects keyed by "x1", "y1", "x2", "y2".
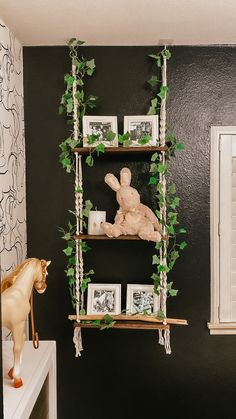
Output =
[{"x1": 208, "y1": 322, "x2": 236, "y2": 335}]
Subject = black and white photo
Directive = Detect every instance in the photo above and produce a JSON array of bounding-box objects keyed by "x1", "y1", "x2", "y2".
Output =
[
  {"x1": 87, "y1": 284, "x2": 121, "y2": 315},
  {"x1": 83, "y1": 116, "x2": 118, "y2": 147},
  {"x1": 126, "y1": 284, "x2": 159, "y2": 314},
  {"x1": 124, "y1": 115, "x2": 158, "y2": 146}
]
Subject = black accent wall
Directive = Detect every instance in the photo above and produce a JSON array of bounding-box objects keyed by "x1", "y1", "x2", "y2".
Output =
[{"x1": 24, "y1": 46, "x2": 236, "y2": 419}]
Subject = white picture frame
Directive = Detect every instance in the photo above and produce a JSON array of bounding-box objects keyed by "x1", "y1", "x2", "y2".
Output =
[
  {"x1": 83, "y1": 116, "x2": 118, "y2": 147},
  {"x1": 87, "y1": 283, "x2": 121, "y2": 315},
  {"x1": 126, "y1": 284, "x2": 159, "y2": 315},
  {"x1": 123, "y1": 115, "x2": 159, "y2": 146}
]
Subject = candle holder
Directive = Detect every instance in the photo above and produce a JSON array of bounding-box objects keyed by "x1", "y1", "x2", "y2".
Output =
[{"x1": 88, "y1": 211, "x2": 106, "y2": 235}]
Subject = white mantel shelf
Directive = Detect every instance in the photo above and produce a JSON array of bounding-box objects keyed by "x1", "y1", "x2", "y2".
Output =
[{"x1": 2, "y1": 340, "x2": 57, "y2": 419}]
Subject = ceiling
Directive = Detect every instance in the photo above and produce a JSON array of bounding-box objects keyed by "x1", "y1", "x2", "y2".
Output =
[{"x1": 0, "y1": 0, "x2": 236, "y2": 46}]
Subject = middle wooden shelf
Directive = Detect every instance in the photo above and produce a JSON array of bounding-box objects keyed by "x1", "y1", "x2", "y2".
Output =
[
  {"x1": 74, "y1": 234, "x2": 167, "y2": 241},
  {"x1": 74, "y1": 234, "x2": 142, "y2": 240}
]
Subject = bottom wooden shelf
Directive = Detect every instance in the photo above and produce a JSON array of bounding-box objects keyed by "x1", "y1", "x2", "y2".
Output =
[
  {"x1": 69, "y1": 314, "x2": 188, "y2": 330},
  {"x1": 73, "y1": 321, "x2": 169, "y2": 330}
]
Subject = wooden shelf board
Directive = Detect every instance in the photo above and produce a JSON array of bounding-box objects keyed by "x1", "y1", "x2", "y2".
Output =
[
  {"x1": 73, "y1": 321, "x2": 169, "y2": 330},
  {"x1": 72, "y1": 146, "x2": 167, "y2": 155},
  {"x1": 74, "y1": 234, "x2": 141, "y2": 240},
  {"x1": 74, "y1": 234, "x2": 167, "y2": 241},
  {"x1": 68, "y1": 314, "x2": 188, "y2": 326}
]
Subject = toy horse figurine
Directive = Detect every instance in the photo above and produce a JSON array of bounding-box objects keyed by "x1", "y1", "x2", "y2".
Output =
[{"x1": 1, "y1": 258, "x2": 50, "y2": 388}]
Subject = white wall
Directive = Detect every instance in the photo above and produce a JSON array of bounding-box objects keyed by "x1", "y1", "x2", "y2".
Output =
[{"x1": 0, "y1": 18, "x2": 27, "y2": 278}]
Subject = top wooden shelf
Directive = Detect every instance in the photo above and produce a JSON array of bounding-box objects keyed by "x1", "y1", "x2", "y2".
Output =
[{"x1": 72, "y1": 146, "x2": 167, "y2": 155}]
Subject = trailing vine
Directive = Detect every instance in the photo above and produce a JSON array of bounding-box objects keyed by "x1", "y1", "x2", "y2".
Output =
[
  {"x1": 59, "y1": 38, "x2": 98, "y2": 173},
  {"x1": 59, "y1": 38, "x2": 98, "y2": 306},
  {"x1": 147, "y1": 48, "x2": 187, "y2": 313}
]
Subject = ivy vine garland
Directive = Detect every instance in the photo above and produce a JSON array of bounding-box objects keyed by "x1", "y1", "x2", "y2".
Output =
[
  {"x1": 147, "y1": 49, "x2": 187, "y2": 318},
  {"x1": 59, "y1": 40, "x2": 187, "y2": 325}
]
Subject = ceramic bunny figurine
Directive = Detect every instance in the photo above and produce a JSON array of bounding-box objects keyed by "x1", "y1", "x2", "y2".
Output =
[{"x1": 102, "y1": 167, "x2": 162, "y2": 241}]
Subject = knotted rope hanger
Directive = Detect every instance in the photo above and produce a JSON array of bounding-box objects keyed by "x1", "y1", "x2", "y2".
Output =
[{"x1": 158, "y1": 48, "x2": 171, "y2": 354}]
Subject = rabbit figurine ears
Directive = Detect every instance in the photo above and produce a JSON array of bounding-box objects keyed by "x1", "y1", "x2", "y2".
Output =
[{"x1": 105, "y1": 168, "x2": 132, "y2": 191}]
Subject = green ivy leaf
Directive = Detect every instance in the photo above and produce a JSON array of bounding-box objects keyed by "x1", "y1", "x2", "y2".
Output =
[
  {"x1": 80, "y1": 241, "x2": 91, "y2": 253},
  {"x1": 82, "y1": 200, "x2": 93, "y2": 217},
  {"x1": 68, "y1": 256, "x2": 76, "y2": 265},
  {"x1": 158, "y1": 85, "x2": 169, "y2": 100},
  {"x1": 96, "y1": 143, "x2": 105, "y2": 156},
  {"x1": 138, "y1": 135, "x2": 152, "y2": 145},
  {"x1": 81, "y1": 276, "x2": 91, "y2": 293},
  {"x1": 148, "y1": 54, "x2": 160, "y2": 60},
  {"x1": 147, "y1": 106, "x2": 157, "y2": 115},
  {"x1": 80, "y1": 308, "x2": 86, "y2": 315},
  {"x1": 179, "y1": 228, "x2": 187, "y2": 234},
  {"x1": 62, "y1": 232, "x2": 72, "y2": 241},
  {"x1": 148, "y1": 75, "x2": 158, "y2": 87},
  {"x1": 156, "y1": 310, "x2": 165, "y2": 320},
  {"x1": 66, "y1": 97, "x2": 73, "y2": 113},
  {"x1": 106, "y1": 131, "x2": 116, "y2": 141},
  {"x1": 86, "y1": 155, "x2": 94, "y2": 167},
  {"x1": 75, "y1": 186, "x2": 83, "y2": 193},
  {"x1": 123, "y1": 139, "x2": 132, "y2": 147},
  {"x1": 152, "y1": 255, "x2": 159, "y2": 265},
  {"x1": 68, "y1": 276, "x2": 75, "y2": 286},
  {"x1": 151, "y1": 152, "x2": 158, "y2": 162},
  {"x1": 179, "y1": 241, "x2": 187, "y2": 250},
  {"x1": 168, "y1": 183, "x2": 176, "y2": 194},
  {"x1": 87, "y1": 134, "x2": 100, "y2": 145},
  {"x1": 100, "y1": 314, "x2": 116, "y2": 330},
  {"x1": 167, "y1": 225, "x2": 175, "y2": 235},
  {"x1": 169, "y1": 288, "x2": 178, "y2": 297},
  {"x1": 63, "y1": 246, "x2": 73, "y2": 256},
  {"x1": 118, "y1": 132, "x2": 130, "y2": 144},
  {"x1": 86, "y1": 68, "x2": 94, "y2": 76},
  {"x1": 150, "y1": 163, "x2": 158, "y2": 174},
  {"x1": 66, "y1": 267, "x2": 75, "y2": 277},
  {"x1": 64, "y1": 74, "x2": 74, "y2": 87},
  {"x1": 163, "y1": 49, "x2": 171, "y2": 60},
  {"x1": 149, "y1": 176, "x2": 157, "y2": 185},
  {"x1": 86, "y1": 59, "x2": 96, "y2": 69},
  {"x1": 170, "y1": 197, "x2": 180, "y2": 209}
]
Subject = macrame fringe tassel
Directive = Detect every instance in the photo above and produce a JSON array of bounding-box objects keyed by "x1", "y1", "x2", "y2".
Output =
[
  {"x1": 164, "y1": 329, "x2": 171, "y2": 355},
  {"x1": 158, "y1": 329, "x2": 164, "y2": 346},
  {"x1": 158, "y1": 329, "x2": 171, "y2": 354},
  {"x1": 73, "y1": 327, "x2": 83, "y2": 357}
]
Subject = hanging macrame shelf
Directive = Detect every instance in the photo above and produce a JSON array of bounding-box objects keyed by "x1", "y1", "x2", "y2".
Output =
[
  {"x1": 72, "y1": 145, "x2": 168, "y2": 155},
  {"x1": 65, "y1": 48, "x2": 188, "y2": 356},
  {"x1": 68, "y1": 314, "x2": 188, "y2": 330}
]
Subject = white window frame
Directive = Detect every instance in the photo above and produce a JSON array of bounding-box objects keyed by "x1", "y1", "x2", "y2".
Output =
[{"x1": 208, "y1": 126, "x2": 236, "y2": 334}]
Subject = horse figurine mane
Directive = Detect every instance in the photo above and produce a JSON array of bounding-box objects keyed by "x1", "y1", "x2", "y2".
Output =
[
  {"x1": 1, "y1": 257, "x2": 51, "y2": 388},
  {"x1": 1, "y1": 258, "x2": 34, "y2": 293}
]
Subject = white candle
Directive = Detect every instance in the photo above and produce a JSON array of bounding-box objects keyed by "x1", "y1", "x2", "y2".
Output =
[{"x1": 88, "y1": 211, "x2": 106, "y2": 235}]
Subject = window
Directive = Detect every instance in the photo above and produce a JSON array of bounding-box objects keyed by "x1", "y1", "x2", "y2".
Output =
[{"x1": 208, "y1": 126, "x2": 236, "y2": 334}]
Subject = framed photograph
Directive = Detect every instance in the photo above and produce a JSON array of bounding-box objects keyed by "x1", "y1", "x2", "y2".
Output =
[
  {"x1": 126, "y1": 284, "x2": 159, "y2": 315},
  {"x1": 123, "y1": 115, "x2": 159, "y2": 146},
  {"x1": 83, "y1": 116, "x2": 118, "y2": 147},
  {"x1": 87, "y1": 283, "x2": 121, "y2": 315}
]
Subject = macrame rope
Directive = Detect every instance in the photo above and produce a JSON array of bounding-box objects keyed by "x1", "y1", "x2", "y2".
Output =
[
  {"x1": 158, "y1": 48, "x2": 171, "y2": 354},
  {"x1": 73, "y1": 64, "x2": 83, "y2": 356}
]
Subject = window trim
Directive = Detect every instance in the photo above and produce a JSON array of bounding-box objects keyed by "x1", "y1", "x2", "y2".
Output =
[{"x1": 208, "y1": 126, "x2": 236, "y2": 335}]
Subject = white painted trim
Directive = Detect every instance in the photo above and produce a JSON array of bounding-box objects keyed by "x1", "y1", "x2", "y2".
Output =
[
  {"x1": 209, "y1": 126, "x2": 236, "y2": 334},
  {"x1": 208, "y1": 322, "x2": 236, "y2": 335},
  {"x1": 219, "y1": 135, "x2": 233, "y2": 321}
]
